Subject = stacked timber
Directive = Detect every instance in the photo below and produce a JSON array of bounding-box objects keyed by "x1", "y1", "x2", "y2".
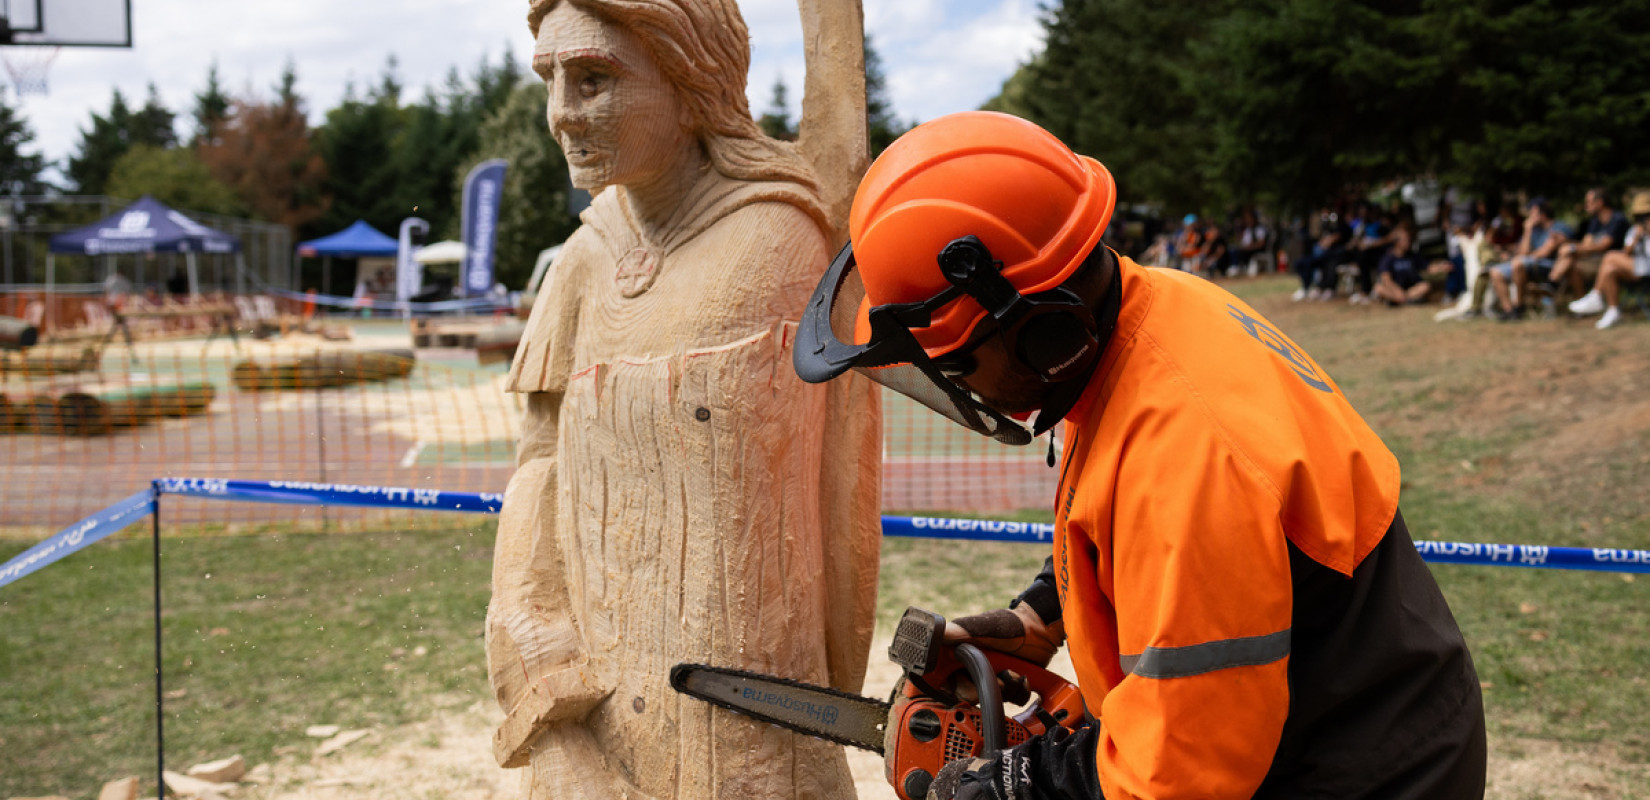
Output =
[
  {"x1": 0, "y1": 315, "x2": 39, "y2": 349},
  {"x1": 231, "y1": 349, "x2": 416, "y2": 391},
  {"x1": 0, "y1": 346, "x2": 99, "y2": 376},
  {"x1": 474, "y1": 321, "x2": 525, "y2": 365},
  {"x1": 410, "y1": 317, "x2": 492, "y2": 348},
  {"x1": 1, "y1": 382, "x2": 216, "y2": 436}
]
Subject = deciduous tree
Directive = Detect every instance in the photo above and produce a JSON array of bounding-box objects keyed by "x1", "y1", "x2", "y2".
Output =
[
  {"x1": 106, "y1": 144, "x2": 243, "y2": 216},
  {"x1": 197, "y1": 62, "x2": 328, "y2": 231}
]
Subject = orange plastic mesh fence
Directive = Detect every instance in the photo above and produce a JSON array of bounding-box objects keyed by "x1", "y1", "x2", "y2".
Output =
[
  {"x1": 881, "y1": 391, "x2": 1057, "y2": 514},
  {"x1": 1, "y1": 344, "x2": 1057, "y2": 533},
  {"x1": 0, "y1": 344, "x2": 520, "y2": 533}
]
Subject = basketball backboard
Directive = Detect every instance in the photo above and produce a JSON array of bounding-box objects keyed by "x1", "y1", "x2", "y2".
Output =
[{"x1": 0, "y1": 0, "x2": 132, "y2": 47}]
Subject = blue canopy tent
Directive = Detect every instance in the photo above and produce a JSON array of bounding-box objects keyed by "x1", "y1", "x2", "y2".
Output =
[
  {"x1": 296, "y1": 221, "x2": 399, "y2": 298},
  {"x1": 297, "y1": 220, "x2": 398, "y2": 257},
  {"x1": 47, "y1": 195, "x2": 242, "y2": 297}
]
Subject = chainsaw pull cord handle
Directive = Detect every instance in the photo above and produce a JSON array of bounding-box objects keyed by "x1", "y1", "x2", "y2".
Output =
[{"x1": 954, "y1": 643, "x2": 1007, "y2": 752}]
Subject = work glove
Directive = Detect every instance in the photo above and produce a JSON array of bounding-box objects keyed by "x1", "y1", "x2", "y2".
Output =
[
  {"x1": 926, "y1": 749, "x2": 1035, "y2": 800},
  {"x1": 926, "y1": 723, "x2": 1105, "y2": 800},
  {"x1": 943, "y1": 558, "x2": 1065, "y2": 667}
]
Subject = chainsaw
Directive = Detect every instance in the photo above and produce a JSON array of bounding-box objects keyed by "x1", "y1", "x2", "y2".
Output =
[{"x1": 670, "y1": 607, "x2": 1087, "y2": 800}]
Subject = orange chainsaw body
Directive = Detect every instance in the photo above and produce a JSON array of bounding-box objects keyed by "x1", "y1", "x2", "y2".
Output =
[{"x1": 883, "y1": 646, "x2": 1087, "y2": 800}]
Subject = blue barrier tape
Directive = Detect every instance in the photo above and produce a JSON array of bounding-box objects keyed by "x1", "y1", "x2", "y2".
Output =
[
  {"x1": 153, "y1": 478, "x2": 504, "y2": 514},
  {"x1": 880, "y1": 515, "x2": 1055, "y2": 544},
  {"x1": 150, "y1": 479, "x2": 1650, "y2": 574},
  {"x1": 5, "y1": 478, "x2": 1648, "y2": 592},
  {"x1": 1414, "y1": 540, "x2": 1650, "y2": 573},
  {"x1": 0, "y1": 488, "x2": 157, "y2": 589},
  {"x1": 262, "y1": 286, "x2": 510, "y2": 314}
]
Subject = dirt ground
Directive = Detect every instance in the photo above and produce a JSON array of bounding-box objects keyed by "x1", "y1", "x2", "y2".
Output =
[{"x1": 223, "y1": 634, "x2": 1650, "y2": 800}]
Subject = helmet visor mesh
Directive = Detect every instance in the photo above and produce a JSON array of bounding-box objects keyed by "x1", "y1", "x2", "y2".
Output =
[{"x1": 797, "y1": 242, "x2": 1032, "y2": 446}]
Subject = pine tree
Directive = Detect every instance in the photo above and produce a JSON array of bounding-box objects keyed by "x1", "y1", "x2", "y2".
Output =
[
  {"x1": 387, "y1": 89, "x2": 466, "y2": 235},
  {"x1": 371, "y1": 54, "x2": 403, "y2": 107},
  {"x1": 758, "y1": 74, "x2": 796, "y2": 141},
  {"x1": 192, "y1": 61, "x2": 231, "y2": 147},
  {"x1": 864, "y1": 36, "x2": 909, "y2": 156},
  {"x1": 131, "y1": 83, "x2": 177, "y2": 149},
  {"x1": 316, "y1": 57, "x2": 407, "y2": 234},
  {"x1": 0, "y1": 86, "x2": 46, "y2": 195},
  {"x1": 66, "y1": 89, "x2": 135, "y2": 194},
  {"x1": 475, "y1": 47, "x2": 523, "y2": 119},
  {"x1": 275, "y1": 57, "x2": 301, "y2": 109}
]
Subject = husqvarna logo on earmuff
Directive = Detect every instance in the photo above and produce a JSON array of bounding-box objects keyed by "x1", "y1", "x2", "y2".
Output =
[
  {"x1": 1225, "y1": 304, "x2": 1332, "y2": 393},
  {"x1": 1047, "y1": 343, "x2": 1092, "y2": 377}
]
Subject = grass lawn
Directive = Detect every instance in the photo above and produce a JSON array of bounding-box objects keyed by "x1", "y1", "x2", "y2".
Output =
[
  {"x1": 2, "y1": 273, "x2": 1647, "y2": 797},
  {"x1": 0, "y1": 525, "x2": 498, "y2": 798}
]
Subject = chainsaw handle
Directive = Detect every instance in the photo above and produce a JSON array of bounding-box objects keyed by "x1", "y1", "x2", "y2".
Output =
[{"x1": 954, "y1": 643, "x2": 1006, "y2": 751}]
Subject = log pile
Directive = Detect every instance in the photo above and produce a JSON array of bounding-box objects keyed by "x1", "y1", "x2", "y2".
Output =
[
  {"x1": 0, "y1": 346, "x2": 100, "y2": 376},
  {"x1": 0, "y1": 382, "x2": 216, "y2": 436},
  {"x1": 0, "y1": 315, "x2": 39, "y2": 349},
  {"x1": 473, "y1": 321, "x2": 525, "y2": 365},
  {"x1": 231, "y1": 349, "x2": 416, "y2": 391}
]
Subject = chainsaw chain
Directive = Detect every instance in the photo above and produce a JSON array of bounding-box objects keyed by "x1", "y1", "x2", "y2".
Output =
[{"x1": 670, "y1": 663, "x2": 892, "y2": 753}]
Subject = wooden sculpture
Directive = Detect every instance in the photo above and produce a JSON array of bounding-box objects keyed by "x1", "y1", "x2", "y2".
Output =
[{"x1": 488, "y1": 0, "x2": 881, "y2": 797}]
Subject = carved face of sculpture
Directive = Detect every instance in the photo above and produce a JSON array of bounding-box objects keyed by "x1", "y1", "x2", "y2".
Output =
[{"x1": 533, "y1": 2, "x2": 695, "y2": 191}]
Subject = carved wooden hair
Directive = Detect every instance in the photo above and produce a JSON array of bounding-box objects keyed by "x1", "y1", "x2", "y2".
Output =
[{"x1": 528, "y1": 0, "x2": 818, "y2": 192}]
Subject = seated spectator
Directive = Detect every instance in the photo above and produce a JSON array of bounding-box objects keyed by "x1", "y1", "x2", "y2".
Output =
[
  {"x1": 1198, "y1": 222, "x2": 1229, "y2": 278},
  {"x1": 1141, "y1": 233, "x2": 1173, "y2": 266},
  {"x1": 165, "y1": 267, "x2": 190, "y2": 298},
  {"x1": 1438, "y1": 195, "x2": 1484, "y2": 303},
  {"x1": 1174, "y1": 214, "x2": 1204, "y2": 272},
  {"x1": 1229, "y1": 209, "x2": 1268, "y2": 275},
  {"x1": 1292, "y1": 216, "x2": 1351, "y2": 301},
  {"x1": 1485, "y1": 199, "x2": 1524, "y2": 259},
  {"x1": 1488, "y1": 198, "x2": 1570, "y2": 319},
  {"x1": 1569, "y1": 190, "x2": 1650, "y2": 330},
  {"x1": 1550, "y1": 187, "x2": 1629, "y2": 299},
  {"x1": 1373, "y1": 226, "x2": 1450, "y2": 305},
  {"x1": 1348, "y1": 201, "x2": 1396, "y2": 304}
]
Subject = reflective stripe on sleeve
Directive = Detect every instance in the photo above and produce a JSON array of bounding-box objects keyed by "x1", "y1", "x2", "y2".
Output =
[{"x1": 1118, "y1": 629, "x2": 1291, "y2": 679}]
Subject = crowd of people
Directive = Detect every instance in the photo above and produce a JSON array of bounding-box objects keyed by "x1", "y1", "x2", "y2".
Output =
[
  {"x1": 1134, "y1": 188, "x2": 1650, "y2": 331},
  {"x1": 1139, "y1": 208, "x2": 1275, "y2": 279}
]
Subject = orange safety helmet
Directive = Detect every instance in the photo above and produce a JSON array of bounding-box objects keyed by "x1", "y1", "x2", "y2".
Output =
[
  {"x1": 849, "y1": 111, "x2": 1116, "y2": 356},
  {"x1": 795, "y1": 112, "x2": 1119, "y2": 446}
]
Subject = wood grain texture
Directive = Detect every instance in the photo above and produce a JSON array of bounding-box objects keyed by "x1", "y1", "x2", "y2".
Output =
[
  {"x1": 493, "y1": 2, "x2": 879, "y2": 796},
  {"x1": 797, "y1": 0, "x2": 869, "y2": 250}
]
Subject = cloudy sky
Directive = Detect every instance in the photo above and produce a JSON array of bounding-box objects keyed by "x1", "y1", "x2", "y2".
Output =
[{"x1": 10, "y1": 0, "x2": 1045, "y2": 172}]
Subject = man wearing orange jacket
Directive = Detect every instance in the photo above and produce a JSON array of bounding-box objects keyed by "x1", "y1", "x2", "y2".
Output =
[{"x1": 793, "y1": 111, "x2": 1486, "y2": 799}]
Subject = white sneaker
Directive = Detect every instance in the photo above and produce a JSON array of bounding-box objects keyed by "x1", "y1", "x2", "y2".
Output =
[
  {"x1": 1596, "y1": 306, "x2": 1621, "y2": 330},
  {"x1": 1292, "y1": 288, "x2": 1308, "y2": 302},
  {"x1": 1349, "y1": 292, "x2": 1369, "y2": 305},
  {"x1": 1569, "y1": 290, "x2": 1605, "y2": 316}
]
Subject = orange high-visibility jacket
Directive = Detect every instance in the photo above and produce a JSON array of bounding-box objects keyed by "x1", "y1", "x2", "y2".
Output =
[{"x1": 1052, "y1": 256, "x2": 1403, "y2": 798}]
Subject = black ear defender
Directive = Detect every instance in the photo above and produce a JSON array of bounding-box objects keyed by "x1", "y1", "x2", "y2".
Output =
[{"x1": 936, "y1": 235, "x2": 1101, "y2": 383}]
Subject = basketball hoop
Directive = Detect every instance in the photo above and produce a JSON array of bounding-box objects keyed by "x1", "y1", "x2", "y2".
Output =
[{"x1": 2, "y1": 46, "x2": 60, "y2": 96}]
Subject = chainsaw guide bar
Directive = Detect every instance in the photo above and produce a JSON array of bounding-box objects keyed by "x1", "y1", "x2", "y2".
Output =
[{"x1": 668, "y1": 663, "x2": 892, "y2": 754}]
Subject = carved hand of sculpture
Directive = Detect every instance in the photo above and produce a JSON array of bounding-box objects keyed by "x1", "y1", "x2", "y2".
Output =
[{"x1": 487, "y1": 398, "x2": 613, "y2": 767}]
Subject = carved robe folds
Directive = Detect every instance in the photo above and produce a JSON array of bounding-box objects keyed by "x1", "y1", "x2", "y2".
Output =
[{"x1": 489, "y1": 171, "x2": 881, "y2": 799}]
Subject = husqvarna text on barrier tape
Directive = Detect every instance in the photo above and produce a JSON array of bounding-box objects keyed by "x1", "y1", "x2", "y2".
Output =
[
  {"x1": 0, "y1": 489, "x2": 156, "y2": 589},
  {"x1": 5, "y1": 480, "x2": 1649, "y2": 593}
]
